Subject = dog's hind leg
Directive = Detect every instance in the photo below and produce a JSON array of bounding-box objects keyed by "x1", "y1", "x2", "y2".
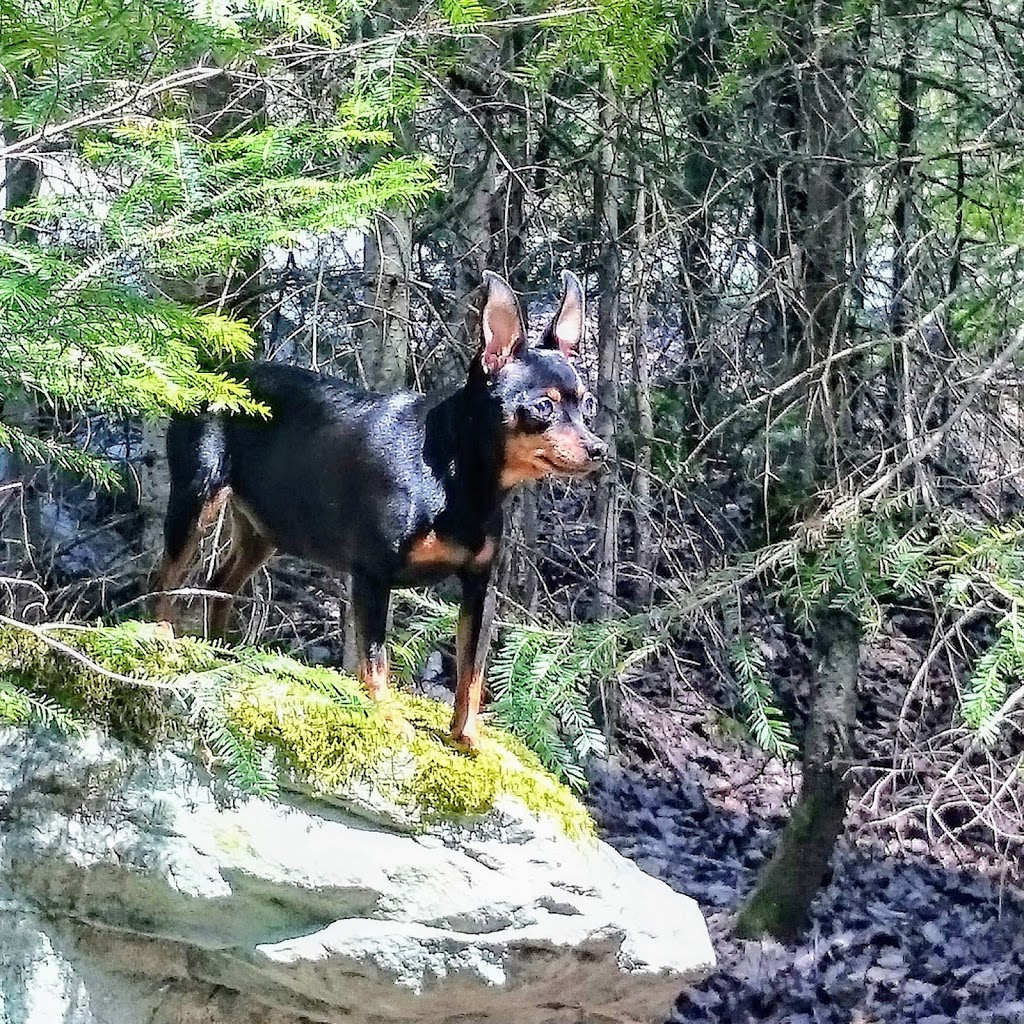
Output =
[
  {"x1": 150, "y1": 485, "x2": 231, "y2": 626},
  {"x1": 206, "y1": 507, "x2": 274, "y2": 638},
  {"x1": 149, "y1": 416, "x2": 229, "y2": 628}
]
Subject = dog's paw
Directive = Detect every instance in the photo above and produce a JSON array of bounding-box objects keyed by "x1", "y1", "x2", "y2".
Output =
[{"x1": 449, "y1": 723, "x2": 483, "y2": 754}]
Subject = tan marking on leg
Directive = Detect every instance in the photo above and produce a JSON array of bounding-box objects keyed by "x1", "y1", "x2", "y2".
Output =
[
  {"x1": 450, "y1": 671, "x2": 484, "y2": 752},
  {"x1": 472, "y1": 537, "x2": 498, "y2": 569},
  {"x1": 358, "y1": 648, "x2": 414, "y2": 740},
  {"x1": 358, "y1": 648, "x2": 392, "y2": 702},
  {"x1": 150, "y1": 529, "x2": 202, "y2": 625},
  {"x1": 405, "y1": 530, "x2": 471, "y2": 570},
  {"x1": 198, "y1": 486, "x2": 231, "y2": 528},
  {"x1": 450, "y1": 606, "x2": 484, "y2": 752}
]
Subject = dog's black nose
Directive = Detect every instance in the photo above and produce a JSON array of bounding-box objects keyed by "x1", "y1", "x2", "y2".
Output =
[{"x1": 586, "y1": 436, "x2": 608, "y2": 461}]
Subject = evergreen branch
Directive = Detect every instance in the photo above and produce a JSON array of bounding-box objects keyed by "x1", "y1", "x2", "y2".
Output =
[
  {"x1": 729, "y1": 634, "x2": 797, "y2": 760},
  {"x1": 0, "y1": 616, "x2": 182, "y2": 691},
  {"x1": 188, "y1": 671, "x2": 279, "y2": 798},
  {"x1": 389, "y1": 592, "x2": 648, "y2": 787},
  {"x1": 0, "y1": 421, "x2": 122, "y2": 488},
  {"x1": 962, "y1": 610, "x2": 1015, "y2": 742},
  {"x1": 252, "y1": 0, "x2": 344, "y2": 44},
  {"x1": 0, "y1": 678, "x2": 86, "y2": 734},
  {"x1": 0, "y1": 66, "x2": 228, "y2": 160}
]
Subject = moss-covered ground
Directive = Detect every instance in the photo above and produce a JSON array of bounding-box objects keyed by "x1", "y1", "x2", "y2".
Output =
[{"x1": 0, "y1": 620, "x2": 593, "y2": 838}]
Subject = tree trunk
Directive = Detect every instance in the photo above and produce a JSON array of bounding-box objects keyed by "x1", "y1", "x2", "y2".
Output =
[
  {"x1": 890, "y1": 5, "x2": 917, "y2": 343},
  {"x1": 0, "y1": 392, "x2": 44, "y2": 586},
  {"x1": 792, "y1": 1, "x2": 859, "y2": 480},
  {"x1": 736, "y1": 0, "x2": 864, "y2": 939},
  {"x1": 753, "y1": 69, "x2": 803, "y2": 380},
  {"x1": 1, "y1": 126, "x2": 46, "y2": 576},
  {"x1": 591, "y1": 64, "x2": 622, "y2": 744},
  {"x1": 360, "y1": 108, "x2": 415, "y2": 391},
  {"x1": 441, "y1": 66, "x2": 501, "y2": 369},
  {"x1": 631, "y1": 170, "x2": 655, "y2": 606},
  {"x1": 3, "y1": 126, "x2": 42, "y2": 243},
  {"x1": 495, "y1": 50, "x2": 537, "y2": 613},
  {"x1": 938, "y1": 53, "x2": 965, "y2": 434},
  {"x1": 136, "y1": 422, "x2": 173, "y2": 564},
  {"x1": 735, "y1": 609, "x2": 861, "y2": 939},
  {"x1": 361, "y1": 208, "x2": 412, "y2": 390},
  {"x1": 889, "y1": 0, "x2": 922, "y2": 489},
  {"x1": 593, "y1": 64, "x2": 621, "y2": 622}
]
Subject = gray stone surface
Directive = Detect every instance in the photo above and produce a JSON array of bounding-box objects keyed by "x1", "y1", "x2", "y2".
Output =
[{"x1": 0, "y1": 728, "x2": 715, "y2": 1024}]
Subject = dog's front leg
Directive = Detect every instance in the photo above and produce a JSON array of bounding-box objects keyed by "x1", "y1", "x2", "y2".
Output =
[
  {"x1": 450, "y1": 569, "x2": 496, "y2": 752},
  {"x1": 351, "y1": 569, "x2": 413, "y2": 740}
]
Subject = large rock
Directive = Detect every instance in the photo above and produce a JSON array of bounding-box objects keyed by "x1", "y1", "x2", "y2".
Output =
[{"x1": 0, "y1": 728, "x2": 714, "y2": 1024}]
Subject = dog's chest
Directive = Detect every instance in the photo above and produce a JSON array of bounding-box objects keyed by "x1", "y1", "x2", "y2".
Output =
[{"x1": 403, "y1": 531, "x2": 498, "y2": 574}]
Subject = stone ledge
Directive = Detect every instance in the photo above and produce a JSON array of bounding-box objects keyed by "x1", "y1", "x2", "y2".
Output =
[{"x1": 0, "y1": 727, "x2": 715, "y2": 1024}]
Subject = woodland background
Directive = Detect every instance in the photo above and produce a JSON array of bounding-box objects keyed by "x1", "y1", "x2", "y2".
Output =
[{"x1": 4, "y1": 0, "x2": 1024, "y2": 1017}]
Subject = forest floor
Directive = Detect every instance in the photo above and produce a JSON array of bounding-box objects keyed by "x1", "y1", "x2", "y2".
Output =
[{"x1": 588, "y1": 614, "x2": 1024, "y2": 1024}]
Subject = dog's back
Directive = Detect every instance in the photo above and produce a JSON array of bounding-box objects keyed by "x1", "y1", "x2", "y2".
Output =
[{"x1": 164, "y1": 362, "x2": 440, "y2": 578}]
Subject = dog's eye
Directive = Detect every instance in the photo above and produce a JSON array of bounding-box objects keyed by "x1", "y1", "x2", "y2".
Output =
[
  {"x1": 529, "y1": 397, "x2": 556, "y2": 422},
  {"x1": 580, "y1": 393, "x2": 597, "y2": 421}
]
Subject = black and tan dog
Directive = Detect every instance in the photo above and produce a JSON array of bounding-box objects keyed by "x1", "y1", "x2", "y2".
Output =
[{"x1": 151, "y1": 271, "x2": 605, "y2": 750}]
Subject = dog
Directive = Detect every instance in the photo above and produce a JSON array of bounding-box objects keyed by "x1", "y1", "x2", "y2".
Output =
[{"x1": 151, "y1": 271, "x2": 605, "y2": 750}]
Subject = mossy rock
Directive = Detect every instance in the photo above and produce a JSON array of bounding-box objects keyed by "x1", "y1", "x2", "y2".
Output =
[{"x1": 0, "y1": 620, "x2": 593, "y2": 838}]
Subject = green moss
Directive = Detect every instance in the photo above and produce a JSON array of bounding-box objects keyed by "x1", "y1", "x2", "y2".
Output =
[
  {"x1": 0, "y1": 623, "x2": 174, "y2": 744},
  {"x1": 227, "y1": 677, "x2": 593, "y2": 836},
  {"x1": 0, "y1": 620, "x2": 593, "y2": 839}
]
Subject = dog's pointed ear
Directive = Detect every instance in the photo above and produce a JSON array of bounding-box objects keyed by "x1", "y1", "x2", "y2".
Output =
[
  {"x1": 538, "y1": 270, "x2": 585, "y2": 359},
  {"x1": 473, "y1": 271, "x2": 526, "y2": 375}
]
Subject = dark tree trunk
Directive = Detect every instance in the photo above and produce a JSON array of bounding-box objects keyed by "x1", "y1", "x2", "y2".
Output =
[
  {"x1": 1, "y1": 126, "x2": 46, "y2": 576},
  {"x1": 735, "y1": 609, "x2": 861, "y2": 939},
  {"x1": 440, "y1": 61, "x2": 502, "y2": 369},
  {"x1": 889, "y1": 0, "x2": 920, "y2": 470},
  {"x1": 2, "y1": 127, "x2": 42, "y2": 244},
  {"x1": 593, "y1": 64, "x2": 621, "y2": 623},
  {"x1": 496, "y1": 44, "x2": 539, "y2": 615},
  {"x1": 736, "y1": 0, "x2": 866, "y2": 939},
  {"x1": 753, "y1": 68, "x2": 804, "y2": 380}
]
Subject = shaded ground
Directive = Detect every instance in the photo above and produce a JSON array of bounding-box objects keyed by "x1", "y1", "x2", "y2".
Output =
[
  {"x1": 586, "y1": 629, "x2": 1024, "y2": 1024},
  {"x1": 590, "y1": 761, "x2": 1024, "y2": 1024}
]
